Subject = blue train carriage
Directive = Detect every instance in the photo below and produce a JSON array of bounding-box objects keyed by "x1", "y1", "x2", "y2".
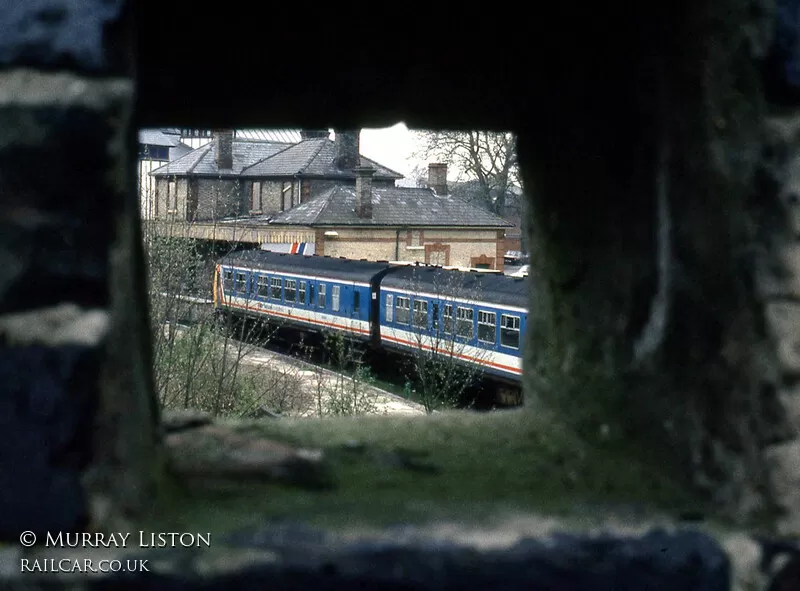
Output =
[
  {"x1": 378, "y1": 265, "x2": 528, "y2": 383},
  {"x1": 214, "y1": 251, "x2": 394, "y2": 342}
]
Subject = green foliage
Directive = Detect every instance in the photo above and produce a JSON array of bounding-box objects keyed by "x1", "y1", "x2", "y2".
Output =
[{"x1": 148, "y1": 409, "x2": 703, "y2": 534}]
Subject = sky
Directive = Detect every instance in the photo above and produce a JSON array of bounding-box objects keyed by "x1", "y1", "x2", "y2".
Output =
[{"x1": 353, "y1": 123, "x2": 421, "y2": 186}]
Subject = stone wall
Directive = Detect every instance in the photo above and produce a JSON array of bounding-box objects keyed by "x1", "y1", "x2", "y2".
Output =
[
  {"x1": 195, "y1": 178, "x2": 243, "y2": 220},
  {"x1": 2, "y1": 1, "x2": 800, "y2": 588},
  {"x1": 0, "y1": 1, "x2": 160, "y2": 542},
  {"x1": 318, "y1": 227, "x2": 501, "y2": 268}
]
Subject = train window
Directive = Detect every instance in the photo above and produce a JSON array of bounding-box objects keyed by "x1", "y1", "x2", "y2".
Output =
[
  {"x1": 299, "y1": 281, "x2": 306, "y2": 305},
  {"x1": 354, "y1": 291, "x2": 361, "y2": 313},
  {"x1": 270, "y1": 277, "x2": 282, "y2": 300},
  {"x1": 309, "y1": 283, "x2": 315, "y2": 306},
  {"x1": 285, "y1": 279, "x2": 297, "y2": 302},
  {"x1": 318, "y1": 283, "x2": 326, "y2": 308},
  {"x1": 332, "y1": 285, "x2": 341, "y2": 312},
  {"x1": 257, "y1": 276, "x2": 269, "y2": 298},
  {"x1": 500, "y1": 314, "x2": 520, "y2": 349},
  {"x1": 443, "y1": 305, "x2": 453, "y2": 334},
  {"x1": 234, "y1": 272, "x2": 247, "y2": 294},
  {"x1": 223, "y1": 270, "x2": 233, "y2": 292},
  {"x1": 478, "y1": 311, "x2": 497, "y2": 344},
  {"x1": 432, "y1": 303, "x2": 439, "y2": 331},
  {"x1": 456, "y1": 307, "x2": 474, "y2": 339},
  {"x1": 396, "y1": 296, "x2": 411, "y2": 325},
  {"x1": 386, "y1": 294, "x2": 393, "y2": 322},
  {"x1": 413, "y1": 300, "x2": 428, "y2": 329}
]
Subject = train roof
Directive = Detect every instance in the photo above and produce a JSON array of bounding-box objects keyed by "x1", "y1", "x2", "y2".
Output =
[
  {"x1": 218, "y1": 250, "x2": 393, "y2": 283},
  {"x1": 381, "y1": 265, "x2": 529, "y2": 310}
]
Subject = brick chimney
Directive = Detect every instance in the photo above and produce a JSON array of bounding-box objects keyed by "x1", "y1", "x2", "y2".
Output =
[
  {"x1": 214, "y1": 129, "x2": 233, "y2": 170},
  {"x1": 355, "y1": 166, "x2": 375, "y2": 219},
  {"x1": 334, "y1": 130, "x2": 360, "y2": 171},
  {"x1": 300, "y1": 129, "x2": 329, "y2": 140},
  {"x1": 428, "y1": 163, "x2": 448, "y2": 196}
]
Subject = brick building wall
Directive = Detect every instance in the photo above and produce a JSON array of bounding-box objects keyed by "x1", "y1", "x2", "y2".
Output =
[{"x1": 310, "y1": 227, "x2": 503, "y2": 269}]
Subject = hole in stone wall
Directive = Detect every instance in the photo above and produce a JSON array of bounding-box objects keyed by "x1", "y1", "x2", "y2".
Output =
[{"x1": 138, "y1": 126, "x2": 526, "y2": 419}]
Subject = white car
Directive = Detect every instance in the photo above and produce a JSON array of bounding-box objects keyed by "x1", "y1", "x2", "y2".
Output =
[{"x1": 510, "y1": 265, "x2": 529, "y2": 278}]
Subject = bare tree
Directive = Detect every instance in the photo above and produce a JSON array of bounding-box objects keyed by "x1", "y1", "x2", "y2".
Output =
[
  {"x1": 142, "y1": 179, "x2": 292, "y2": 418},
  {"x1": 397, "y1": 266, "x2": 492, "y2": 413},
  {"x1": 413, "y1": 130, "x2": 519, "y2": 216}
]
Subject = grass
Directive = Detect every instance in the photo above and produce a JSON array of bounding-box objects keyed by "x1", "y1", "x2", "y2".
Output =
[{"x1": 144, "y1": 407, "x2": 706, "y2": 539}]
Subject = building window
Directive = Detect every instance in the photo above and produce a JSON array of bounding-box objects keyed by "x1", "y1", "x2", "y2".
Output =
[
  {"x1": 270, "y1": 277, "x2": 282, "y2": 300},
  {"x1": 223, "y1": 270, "x2": 233, "y2": 292},
  {"x1": 299, "y1": 281, "x2": 306, "y2": 304},
  {"x1": 250, "y1": 181, "x2": 262, "y2": 213},
  {"x1": 354, "y1": 291, "x2": 361, "y2": 314},
  {"x1": 411, "y1": 230, "x2": 422, "y2": 247},
  {"x1": 500, "y1": 314, "x2": 521, "y2": 349},
  {"x1": 386, "y1": 294, "x2": 393, "y2": 322},
  {"x1": 318, "y1": 283, "x2": 326, "y2": 308},
  {"x1": 478, "y1": 311, "x2": 497, "y2": 344},
  {"x1": 443, "y1": 304, "x2": 453, "y2": 334},
  {"x1": 332, "y1": 285, "x2": 340, "y2": 312},
  {"x1": 234, "y1": 272, "x2": 247, "y2": 294},
  {"x1": 456, "y1": 307, "x2": 474, "y2": 339},
  {"x1": 413, "y1": 300, "x2": 428, "y2": 329},
  {"x1": 257, "y1": 276, "x2": 269, "y2": 298},
  {"x1": 396, "y1": 296, "x2": 411, "y2": 325},
  {"x1": 285, "y1": 279, "x2": 297, "y2": 302},
  {"x1": 167, "y1": 180, "x2": 177, "y2": 211}
]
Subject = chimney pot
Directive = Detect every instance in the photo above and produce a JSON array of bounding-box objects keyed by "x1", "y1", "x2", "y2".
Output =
[
  {"x1": 428, "y1": 163, "x2": 448, "y2": 196},
  {"x1": 355, "y1": 166, "x2": 375, "y2": 219},
  {"x1": 214, "y1": 130, "x2": 234, "y2": 170},
  {"x1": 334, "y1": 130, "x2": 360, "y2": 171}
]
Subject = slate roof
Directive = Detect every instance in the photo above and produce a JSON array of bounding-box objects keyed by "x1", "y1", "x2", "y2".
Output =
[
  {"x1": 170, "y1": 142, "x2": 193, "y2": 161},
  {"x1": 150, "y1": 139, "x2": 293, "y2": 177},
  {"x1": 241, "y1": 138, "x2": 402, "y2": 181},
  {"x1": 268, "y1": 185, "x2": 513, "y2": 228},
  {"x1": 138, "y1": 128, "x2": 183, "y2": 147},
  {"x1": 150, "y1": 137, "x2": 403, "y2": 181}
]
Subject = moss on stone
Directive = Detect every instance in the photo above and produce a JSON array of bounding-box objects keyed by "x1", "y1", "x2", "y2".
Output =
[{"x1": 142, "y1": 410, "x2": 703, "y2": 537}]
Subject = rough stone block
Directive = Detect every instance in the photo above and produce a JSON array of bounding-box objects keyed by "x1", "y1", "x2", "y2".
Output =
[
  {"x1": 779, "y1": 385, "x2": 800, "y2": 432},
  {"x1": 766, "y1": 440, "x2": 800, "y2": 535},
  {"x1": 0, "y1": 344, "x2": 98, "y2": 538},
  {"x1": 0, "y1": 0, "x2": 127, "y2": 73},
  {"x1": 0, "y1": 72, "x2": 130, "y2": 313},
  {"x1": 757, "y1": 243, "x2": 800, "y2": 297},
  {"x1": 764, "y1": 302, "x2": 800, "y2": 375}
]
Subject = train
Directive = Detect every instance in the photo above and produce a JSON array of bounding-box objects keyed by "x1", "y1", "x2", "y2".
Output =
[{"x1": 212, "y1": 250, "x2": 528, "y2": 403}]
